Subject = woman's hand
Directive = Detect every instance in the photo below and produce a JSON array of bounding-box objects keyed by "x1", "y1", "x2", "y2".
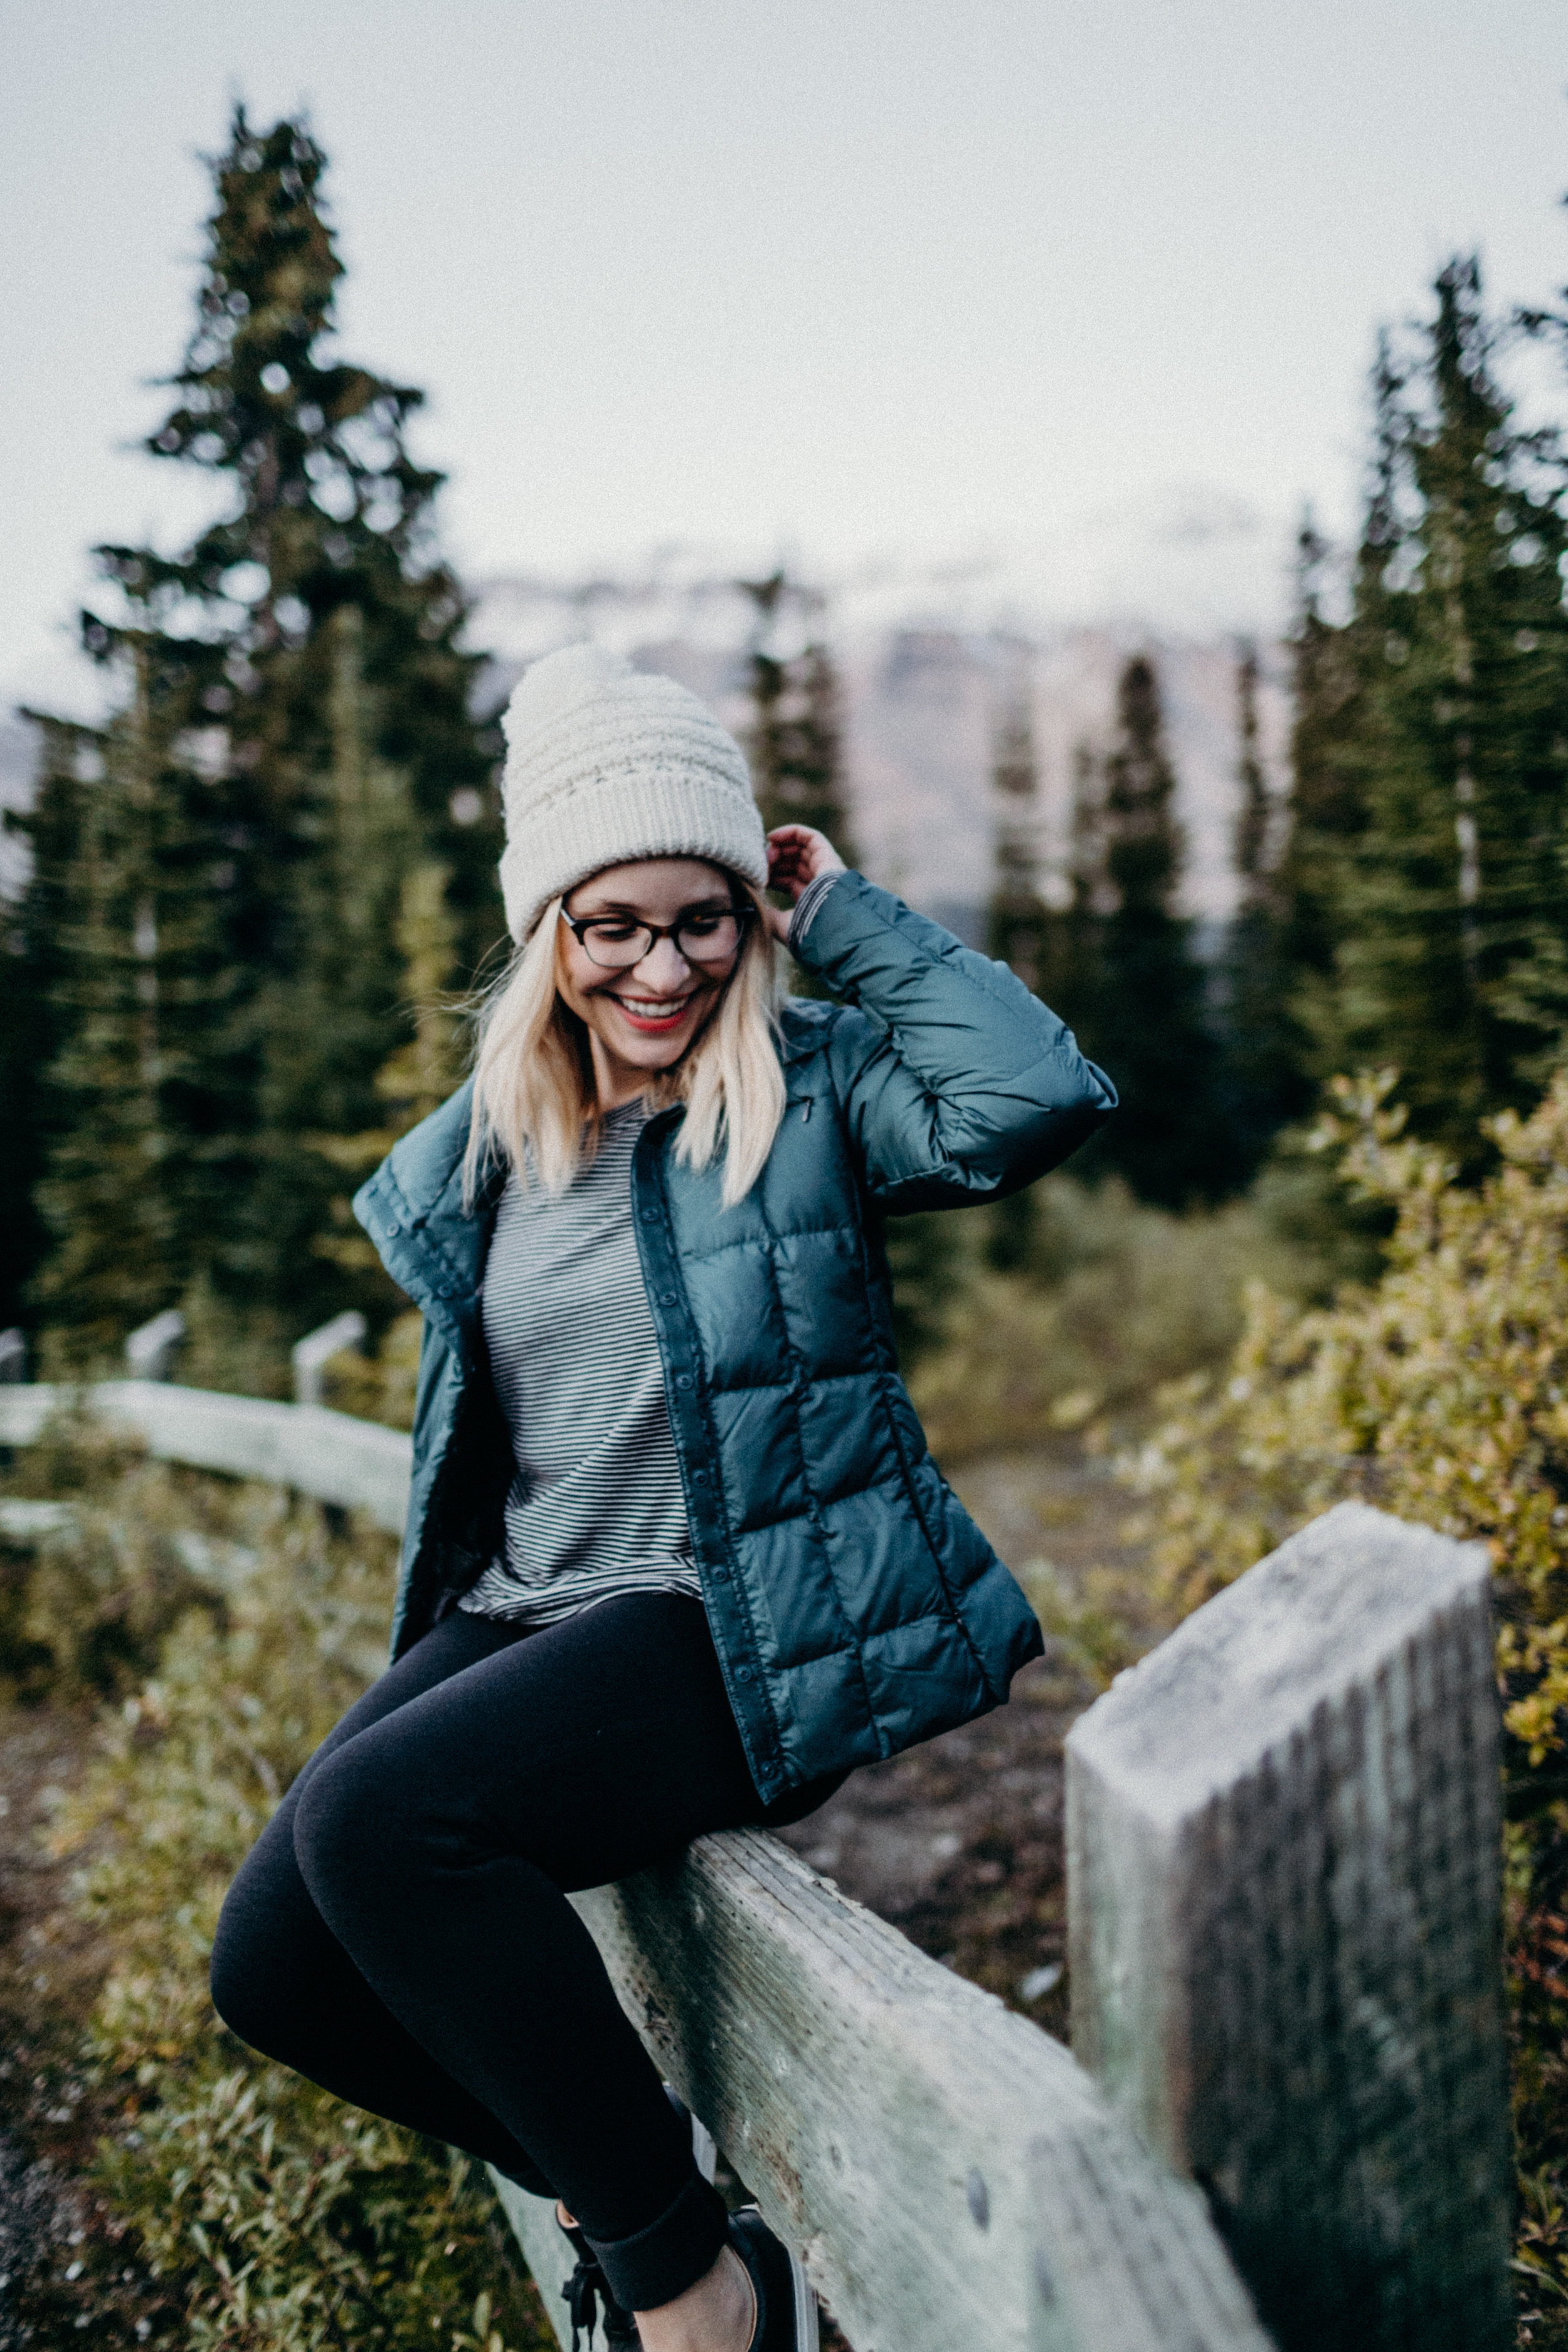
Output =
[{"x1": 763, "y1": 825, "x2": 847, "y2": 943}]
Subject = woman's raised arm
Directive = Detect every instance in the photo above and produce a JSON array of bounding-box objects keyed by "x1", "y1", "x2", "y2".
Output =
[{"x1": 787, "y1": 861, "x2": 1116, "y2": 1212}]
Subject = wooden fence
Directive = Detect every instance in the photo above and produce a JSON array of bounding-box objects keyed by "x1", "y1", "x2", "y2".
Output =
[{"x1": 0, "y1": 1379, "x2": 1513, "y2": 2352}]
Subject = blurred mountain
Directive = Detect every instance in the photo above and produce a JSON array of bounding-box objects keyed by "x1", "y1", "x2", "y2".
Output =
[
  {"x1": 1, "y1": 527, "x2": 1291, "y2": 930},
  {"x1": 474, "y1": 558, "x2": 1290, "y2": 932}
]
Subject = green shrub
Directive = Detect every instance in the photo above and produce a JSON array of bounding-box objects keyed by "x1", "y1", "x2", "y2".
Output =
[{"x1": 0, "y1": 1422, "x2": 217, "y2": 1702}]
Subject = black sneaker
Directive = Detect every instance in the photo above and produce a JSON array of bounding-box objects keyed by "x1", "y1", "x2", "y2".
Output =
[{"x1": 728, "y1": 2206, "x2": 819, "y2": 2352}]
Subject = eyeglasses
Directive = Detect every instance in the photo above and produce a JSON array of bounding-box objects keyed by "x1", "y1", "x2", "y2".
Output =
[{"x1": 558, "y1": 902, "x2": 754, "y2": 972}]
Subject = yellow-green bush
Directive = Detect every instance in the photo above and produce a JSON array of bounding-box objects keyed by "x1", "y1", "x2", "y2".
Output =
[
  {"x1": 0, "y1": 1426, "x2": 218, "y2": 1703},
  {"x1": 909, "y1": 1173, "x2": 1327, "y2": 1460},
  {"x1": 1128, "y1": 1070, "x2": 1568, "y2": 1749},
  {"x1": 1126, "y1": 1070, "x2": 1568, "y2": 2333},
  {"x1": 9, "y1": 1441, "x2": 551, "y2": 2351},
  {"x1": 322, "y1": 1308, "x2": 423, "y2": 1431}
]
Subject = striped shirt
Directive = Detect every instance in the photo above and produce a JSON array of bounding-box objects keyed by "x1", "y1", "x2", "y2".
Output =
[{"x1": 460, "y1": 1100, "x2": 701, "y2": 1628}]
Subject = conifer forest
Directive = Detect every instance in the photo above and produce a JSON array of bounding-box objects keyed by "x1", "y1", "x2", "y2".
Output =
[{"x1": 6, "y1": 90, "x2": 1568, "y2": 2352}]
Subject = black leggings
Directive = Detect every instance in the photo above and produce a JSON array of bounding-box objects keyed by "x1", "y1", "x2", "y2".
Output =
[{"x1": 209, "y1": 1593, "x2": 839, "y2": 2311}]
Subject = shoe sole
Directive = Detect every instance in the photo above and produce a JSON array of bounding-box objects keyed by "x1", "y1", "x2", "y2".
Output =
[
  {"x1": 733, "y1": 2206, "x2": 819, "y2": 2352},
  {"x1": 672, "y1": 2097, "x2": 815, "y2": 2348},
  {"x1": 787, "y1": 2246, "x2": 818, "y2": 2352}
]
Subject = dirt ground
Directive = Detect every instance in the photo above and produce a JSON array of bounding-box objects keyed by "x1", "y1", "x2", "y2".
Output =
[
  {"x1": 0, "y1": 1439, "x2": 1153, "y2": 2348},
  {"x1": 0, "y1": 1706, "x2": 181, "y2": 2348}
]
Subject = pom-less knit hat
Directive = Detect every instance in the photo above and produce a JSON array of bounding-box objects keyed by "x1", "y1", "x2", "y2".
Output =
[{"x1": 496, "y1": 642, "x2": 768, "y2": 943}]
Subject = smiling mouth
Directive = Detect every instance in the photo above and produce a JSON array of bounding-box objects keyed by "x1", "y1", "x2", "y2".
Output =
[{"x1": 608, "y1": 991, "x2": 700, "y2": 1032}]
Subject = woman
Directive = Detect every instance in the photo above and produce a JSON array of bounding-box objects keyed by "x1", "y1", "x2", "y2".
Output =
[{"x1": 211, "y1": 643, "x2": 1114, "y2": 2352}]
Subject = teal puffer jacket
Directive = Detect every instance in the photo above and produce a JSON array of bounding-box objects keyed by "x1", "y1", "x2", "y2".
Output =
[{"x1": 353, "y1": 873, "x2": 1114, "y2": 1803}]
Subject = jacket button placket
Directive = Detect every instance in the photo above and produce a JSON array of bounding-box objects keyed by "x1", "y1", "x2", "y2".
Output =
[{"x1": 635, "y1": 1132, "x2": 779, "y2": 1794}]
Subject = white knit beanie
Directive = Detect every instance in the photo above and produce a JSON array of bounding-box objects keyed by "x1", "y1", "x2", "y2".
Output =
[{"x1": 495, "y1": 642, "x2": 768, "y2": 942}]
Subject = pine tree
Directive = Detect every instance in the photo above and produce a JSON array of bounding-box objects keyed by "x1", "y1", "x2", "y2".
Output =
[
  {"x1": 739, "y1": 574, "x2": 959, "y2": 1347},
  {"x1": 19, "y1": 108, "x2": 502, "y2": 1360},
  {"x1": 247, "y1": 603, "x2": 419, "y2": 1326},
  {"x1": 23, "y1": 641, "x2": 246, "y2": 1364},
  {"x1": 1044, "y1": 739, "x2": 1108, "y2": 1032},
  {"x1": 1274, "y1": 508, "x2": 1374, "y2": 1101},
  {"x1": 1218, "y1": 643, "x2": 1304, "y2": 1176},
  {"x1": 98, "y1": 107, "x2": 501, "y2": 1328},
  {"x1": 1316, "y1": 262, "x2": 1568, "y2": 1155},
  {"x1": 92, "y1": 107, "x2": 502, "y2": 986},
  {"x1": 0, "y1": 719, "x2": 100, "y2": 1332},
  {"x1": 374, "y1": 861, "x2": 465, "y2": 1135},
  {"x1": 738, "y1": 568, "x2": 858, "y2": 1027},
  {"x1": 984, "y1": 660, "x2": 1051, "y2": 1268},
  {"x1": 312, "y1": 852, "x2": 466, "y2": 1296},
  {"x1": 985, "y1": 662, "x2": 1050, "y2": 992},
  {"x1": 0, "y1": 897, "x2": 42, "y2": 1333},
  {"x1": 738, "y1": 572, "x2": 857, "y2": 856},
  {"x1": 1071, "y1": 655, "x2": 1232, "y2": 1206},
  {"x1": 1232, "y1": 643, "x2": 1270, "y2": 908}
]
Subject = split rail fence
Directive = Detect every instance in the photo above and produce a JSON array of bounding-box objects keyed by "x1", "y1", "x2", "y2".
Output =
[{"x1": 0, "y1": 1372, "x2": 1513, "y2": 2352}]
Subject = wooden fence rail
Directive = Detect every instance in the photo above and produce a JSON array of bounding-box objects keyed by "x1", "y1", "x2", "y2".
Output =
[
  {"x1": 0, "y1": 1379, "x2": 410, "y2": 1531},
  {"x1": 0, "y1": 1382, "x2": 1513, "y2": 2351}
]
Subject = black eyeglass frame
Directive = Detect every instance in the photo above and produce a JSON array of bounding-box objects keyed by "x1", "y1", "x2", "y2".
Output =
[{"x1": 557, "y1": 899, "x2": 756, "y2": 970}]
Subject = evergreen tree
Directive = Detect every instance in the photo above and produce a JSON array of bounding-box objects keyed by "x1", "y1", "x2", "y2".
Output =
[
  {"x1": 1044, "y1": 739, "x2": 1108, "y2": 1032},
  {"x1": 1068, "y1": 655, "x2": 1231, "y2": 1207},
  {"x1": 0, "y1": 897, "x2": 43, "y2": 1333},
  {"x1": 1232, "y1": 642, "x2": 1271, "y2": 911},
  {"x1": 0, "y1": 719, "x2": 100, "y2": 1332},
  {"x1": 22, "y1": 641, "x2": 246, "y2": 1364},
  {"x1": 1274, "y1": 507, "x2": 1374, "y2": 1100},
  {"x1": 738, "y1": 572, "x2": 857, "y2": 856},
  {"x1": 247, "y1": 604, "x2": 419, "y2": 1327},
  {"x1": 736, "y1": 573, "x2": 962, "y2": 1348},
  {"x1": 985, "y1": 663, "x2": 1050, "y2": 992},
  {"x1": 373, "y1": 860, "x2": 466, "y2": 1135},
  {"x1": 1309, "y1": 263, "x2": 1568, "y2": 1155},
  {"x1": 313, "y1": 851, "x2": 466, "y2": 1298},
  {"x1": 18, "y1": 107, "x2": 500, "y2": 1359},
  {"x1": 984, "y1": 662, "x2": 1050, "y2": 1268},
  {"x1": 97, "y1": 107, "x2": 500, "y2": 1325},
  {"x1": 93, "y1": 107, "x2": 502, "y2": 984},
  {"x1": 1218, "y1": 642, "x2": 1304, "y2": 1176}
]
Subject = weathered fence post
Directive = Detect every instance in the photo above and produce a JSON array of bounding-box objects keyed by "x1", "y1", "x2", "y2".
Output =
[
  {"x1": 0, "y1": 1329, "x2": 25, "y2": 1384},
  {"x1": 125, "y1": 1308, "x2": 184, "y2": 1380},
  {"x1": 291, "y1": 1311, "x2": 367, "y2": 1406},
  {"x1": 1066, "y1": 1500, "x2": 1511, "y2": 2351}
]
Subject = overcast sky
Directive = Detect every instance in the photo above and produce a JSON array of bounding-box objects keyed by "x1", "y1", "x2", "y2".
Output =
[{"x1": 3, "y1": 0, "x2": 1566, "y2": 719}]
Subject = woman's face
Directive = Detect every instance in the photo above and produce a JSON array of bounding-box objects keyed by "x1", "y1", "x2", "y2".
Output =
[{"x1": 555, "y1": 857, "x2": 745, "y2": 1106}]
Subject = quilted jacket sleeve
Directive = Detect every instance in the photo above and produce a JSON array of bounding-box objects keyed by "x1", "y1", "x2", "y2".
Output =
[{"x1": 795, "y1": 871, "x2": 1116, "y2": 1211}]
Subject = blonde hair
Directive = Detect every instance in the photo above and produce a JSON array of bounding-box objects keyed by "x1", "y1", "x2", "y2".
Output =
[{"x1": 464, "y1": 876, "x2": 787, "y2": 1210}]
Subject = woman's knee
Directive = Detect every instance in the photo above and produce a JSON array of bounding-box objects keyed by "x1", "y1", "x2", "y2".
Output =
[
  {"x1": 209, "y1": 1917, "x2": 259, "y2": 2047},
  {"x1": 209, "y1": 1865, "x2": 298, "y2": 2056},
  {"x1": 290, "y1": 1733, "x2": 442, "y2": 1913}
]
